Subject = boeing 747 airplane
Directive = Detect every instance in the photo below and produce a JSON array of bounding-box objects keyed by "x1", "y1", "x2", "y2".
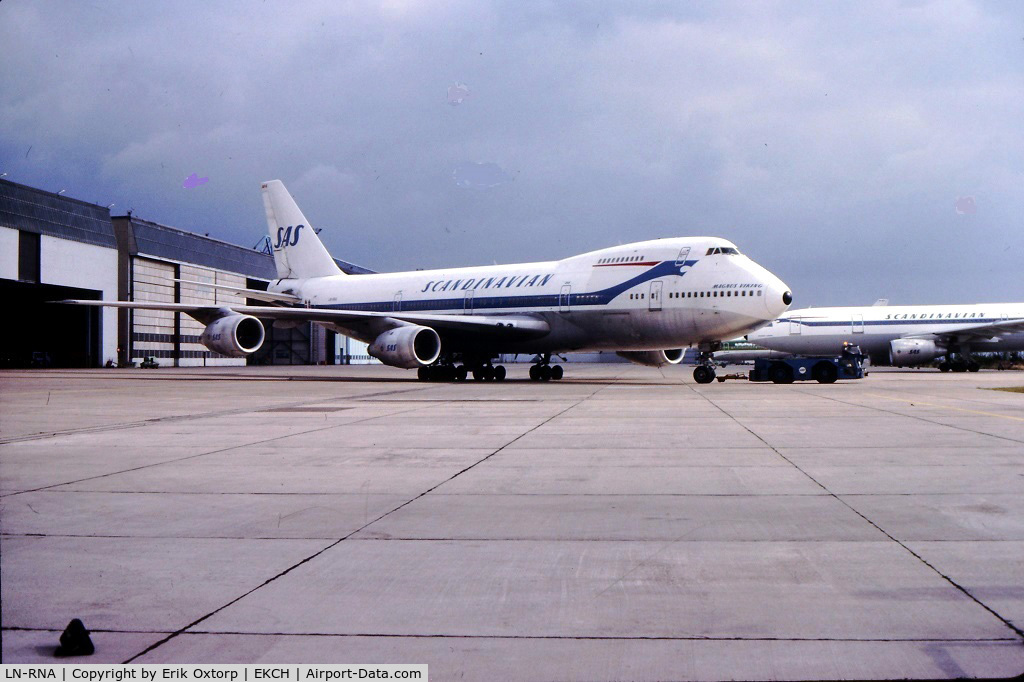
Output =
[
  {"x1": 63, "y1": 180, "x2": 793, "y2": 383},
  {"x1": 747, "y1": 302, "x2": 1024, "y2": 371}
]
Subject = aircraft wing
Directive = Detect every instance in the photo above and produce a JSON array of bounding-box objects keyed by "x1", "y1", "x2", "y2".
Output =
[
  {"x1": 57, "y1": 300, "x2": 551, "y2": 339},
  {"x1": 906, "y1": 318, "x2": 1024, "y2": 343}
]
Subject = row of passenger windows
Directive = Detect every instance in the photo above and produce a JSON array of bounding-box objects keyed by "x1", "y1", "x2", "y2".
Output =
[
  {"x1": 598, "y1": 255, "x2": 645, "y2": 264},
  {"x1": 706, "y1": 247, "x2": 740, "y2": 255},
  {"x1": 668, "y1": 290, "x2": 761, "y2": 298},
  {"x1": 628, "y1": 289, "x2": 761, "y2": 301}
]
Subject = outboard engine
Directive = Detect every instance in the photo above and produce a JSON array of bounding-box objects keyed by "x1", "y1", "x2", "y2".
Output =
[
  {"x1": 616, "y1": 349, "x2": 685, "y2": 367},
  {"x1": 889, "y1": 338, "x2": 942, "y2": 366},
  {"x1": 199, "y1": 315, "x2": 266, "y2": 357},
  {"x1": 368, "y1": 325, "x2": 442, "y2": 369}
]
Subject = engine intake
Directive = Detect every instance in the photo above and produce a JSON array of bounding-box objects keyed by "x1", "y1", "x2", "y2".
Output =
[
  {"x1": 889, "y1": 338, "x2": 942, "y2": 366},
  {"x1": 368, "y1": 325, "x2": 442, "y2": 369},
  {"x1": 200, "y1": 315, "x2": 265, "y2": 357},
  {"x1": 616, "y1": 349, "x2": 685, "y2": 367}
]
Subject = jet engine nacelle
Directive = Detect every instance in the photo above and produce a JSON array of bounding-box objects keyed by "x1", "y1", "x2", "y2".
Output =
[
  {"x1": 200, "y1": 314, "x2": 266, "y2": 357},
  {"x1": 616, "y1": 349, "x2": 686, "y2": 367},
  {"x1": 368, "y1": 325, "x2": 442, "y2": 369},
  {"x1": 889, "y1": 338, "x2": 942, "y2": 366}
]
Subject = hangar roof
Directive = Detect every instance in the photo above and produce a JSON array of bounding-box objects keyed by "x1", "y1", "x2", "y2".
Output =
[
  {"x1": 0, "y1": 179, "x2": 375, "y2": 278},
  {"x1": 0, "y1": 179, "x2": 116, "y2": 248},
  {"x1": 129, "y1": 218, "x2": 375, "y2": 279},
  {"x1": 130, "y1": 217, "x2": 278, "y2": 279}
]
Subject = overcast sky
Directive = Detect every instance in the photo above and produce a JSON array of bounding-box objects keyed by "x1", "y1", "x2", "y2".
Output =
[{"x1": 2, "y1": 1, "x2": 1021, "y2": 306}]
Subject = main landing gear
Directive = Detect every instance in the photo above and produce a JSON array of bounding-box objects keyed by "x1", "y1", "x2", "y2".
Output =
[
  {"x1": 938, "y1": 359, "x2": 980, "y2": 373},
  {"x1": 529, "y1": 353, "x2": 564, "y2": 381},
  {"x1": 692, "y1": 345, "x2": 719, "y2": 384},
  {"x1": 417, "y1": 356, "x2": 508, "y2": 381}
]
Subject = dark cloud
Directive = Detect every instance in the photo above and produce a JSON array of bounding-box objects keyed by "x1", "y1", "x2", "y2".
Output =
[{"x1": 1, "y1": 0, "x2": 1021, "y2": 305}]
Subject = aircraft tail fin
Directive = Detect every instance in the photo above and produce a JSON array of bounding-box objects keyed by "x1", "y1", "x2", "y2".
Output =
[{"x1": 261, "y1": 180, "x2": 343, "y2": 280}]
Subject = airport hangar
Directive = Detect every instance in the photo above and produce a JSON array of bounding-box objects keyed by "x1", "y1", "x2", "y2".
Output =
[{"x1": 0, "y1": 178, "x2": 377, "y2": 369}]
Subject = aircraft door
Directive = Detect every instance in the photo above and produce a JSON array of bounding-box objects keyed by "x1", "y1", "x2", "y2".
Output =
[
  {"x1": 649, "y1": 281, "x2": 663, "y2": 311},
  {"x1": 559, "y1": 284, "x2": 571, "y2": 313},
  {"x1": 464, "y1": 290, "x2": 474, "y2": 314},
  {"x1": 393, "y1": 293, "x2": 402, "y2": 312},
  {"x1": 675, "y1": 247, "x2": 690, "y2": 267},
  {"x1": 789, "y1": 317, "x2": 802, "y2": 335},
  {"x1": 852, "y1": 314, "x2": 864, "y2": 334}
]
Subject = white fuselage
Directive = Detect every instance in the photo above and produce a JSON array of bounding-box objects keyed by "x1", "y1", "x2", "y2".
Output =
[
  {"x1": 748, "y1": 303, "x2": 1024, "y2": 363},
  {"x1": 271, "y1": 237, "x2": 792, "y2": 355}
]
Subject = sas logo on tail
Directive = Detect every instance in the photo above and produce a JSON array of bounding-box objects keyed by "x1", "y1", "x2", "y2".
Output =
[{"x1": 273, "y1": 225, "x2": 304, "y2": 249}]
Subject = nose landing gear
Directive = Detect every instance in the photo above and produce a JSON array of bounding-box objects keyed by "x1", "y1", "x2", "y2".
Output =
[{"x1": 692, "y1": 345, "x2": 719, "y2": 384}]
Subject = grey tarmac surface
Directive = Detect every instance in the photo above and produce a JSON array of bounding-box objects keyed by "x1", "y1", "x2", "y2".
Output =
[{"x1": 1, "y1": 364, "x2": 1022, "y2": 680}]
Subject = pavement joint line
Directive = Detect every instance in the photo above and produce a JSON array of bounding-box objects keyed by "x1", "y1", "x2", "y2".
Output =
[
  {"x1": 0, "y1": 404, "x2": 431, "y2": 499},
  {"x1": 863, "y1": 392, "x2": 1024, "y2": 422},
  {"x1": 6, "y1": 534, "x2": 969, "y2": 542},
  {"x1": 120, "y1": 377, "x2": 616, "y2": 663},
  {"x1": 800, "y1": 390, "x2": 1024, "y2": 446},
  {"x1": 858, "y1": 384, "x2": 1024, "y2": 411},
  {"x1": 3, "y1": 625, "x2": 1017, "y2": 643},
  {"x1": 690, "y1": 384, "x2": 1024, "y2": 642},
  {"x1": 0, "y1": 385, "x2": 434, "y2": 445}
]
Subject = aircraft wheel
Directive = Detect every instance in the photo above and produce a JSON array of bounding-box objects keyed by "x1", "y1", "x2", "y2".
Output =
[
  {"x1": 812, "y1": 362, "x2": 838, "y2": 384},
  {"x1": 939, "y1": 362, "x2": 951, "y2": 372},
  {"x1": 551, "y1": 365, "x2": 564, "y2": 380},
  {"x1": 952, "y1": 363, "x2": 968, "y2": 373},
  {"x1": 693, "y1": 366, "x2": 715, "y2": 384},
  {"x1": 473, "y1": 367, "x2": 484, "y2": 381},
  {"x1": 456, "y1": 365, "x2": 468, "y2": 381},
  {"x1": 493, "y1": 365, "x2": 506, "y2": 381},
  {"x1": 539, "y1": 365, "x2": 552, "y2": 381},
  {"x1": 967, "y1": 361, "x2": 980, "y2": 373},
  {"x1": 418, "y1": 367, "x2": 430, "y2": 381},
  {"x1": 529, "y1": 365, "x2": 540, "y2": 381}
]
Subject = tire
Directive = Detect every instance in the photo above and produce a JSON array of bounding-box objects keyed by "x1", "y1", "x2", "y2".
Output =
[
  {"x1": 418, "y1": 367, "x2": 429, "y2": 381},
  {"x1": 551, "y1": 365, "x2": 563, "y2": 380},
  {"x1": 456, "y1": 365, "x2": 468, "y2": 381},
  {"x1": 693, "y1": 366, "x2": 715, "y2": 384},
  {"x1": 967, "y1": 361, "x2": 980, "y2": 373},
  {"x1": 770, "y1": 364, "x2": 793, "y2": 384},
  {"x1": 939, "y1": 362, "x2": 951, "y2": 372},
  {"x1": 494, "y1": 365, "x2": 507, "y2": 381},
  {"x1": 812, "y1": 362, "x2": 839, "y2": 384},
  {"x1": 529, "y1": 365, "x2": 540, "y2": 381},
  {"x1": 473, "y1": 367, "x2": 484, "y2": 381},
  {"x1": 539, "y1": 365, "x2": 552, "y2": 381}
]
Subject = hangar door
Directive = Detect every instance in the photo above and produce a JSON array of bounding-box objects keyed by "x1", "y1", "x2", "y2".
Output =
[
  {"x1": 0, "y1": 279, "x2": 101, "y2": 368},
  {"x1": 131, "y1": 258, "x2": 176, "y2": 363}
]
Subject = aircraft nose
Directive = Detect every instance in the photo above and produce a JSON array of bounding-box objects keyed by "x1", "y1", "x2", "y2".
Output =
[{"x1": 763, "y1": 277, "x2": 793, "y2": 318}]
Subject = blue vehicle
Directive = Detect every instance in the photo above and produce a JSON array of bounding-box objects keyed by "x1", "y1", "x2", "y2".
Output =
[{"x1": 747, "y1": 343, "x2": 866, "y2": 384}]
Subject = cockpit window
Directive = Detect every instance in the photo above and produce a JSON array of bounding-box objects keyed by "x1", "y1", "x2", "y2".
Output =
[{"x1": 705, "y1": 247, "x2": 740, "y2": 255}]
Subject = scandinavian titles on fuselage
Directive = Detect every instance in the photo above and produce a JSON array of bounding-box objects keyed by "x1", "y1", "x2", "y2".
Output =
[
  {"x1": 420, "y1": 273, "x2": 555, "y2": 293},
  {"x1": 882, "y1": 311, "x2": 985, "y2": 320}
]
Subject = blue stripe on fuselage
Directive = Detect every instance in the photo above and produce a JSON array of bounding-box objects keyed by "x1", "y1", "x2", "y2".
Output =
[
  {"x1": 323, "y1": 259, "x2": 699, "y2": 313},
  {"x1": 781, "y1": 317, "x2": 1001, "y2": 327}
]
